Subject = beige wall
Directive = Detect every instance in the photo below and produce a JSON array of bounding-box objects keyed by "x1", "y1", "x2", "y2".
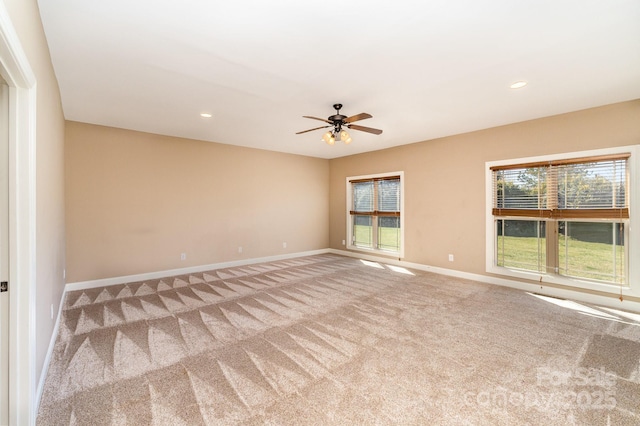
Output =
[
  {"x1": 67, "y1": 101, "x2": 640, "y2": 294},
  {"x1": 4, "y1": 0, "x2": 66, "y2": 384},
  {"x1": 330, "y1": 100, "x2": 640, "y2": 298},
  {"x1": 65, "y1": 122, "x2": 329, "y2": 282}
]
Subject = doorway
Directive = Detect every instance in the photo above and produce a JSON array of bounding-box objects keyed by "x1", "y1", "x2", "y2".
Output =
[{"x1": 0, "y1": 4, "x2": 38, "y2": 422}]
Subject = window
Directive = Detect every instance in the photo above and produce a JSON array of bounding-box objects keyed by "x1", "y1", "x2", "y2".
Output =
[
  {"x1": 487, "y1": 147, "x2": 639, "y2": 295},
  {"x1": 347, "y1": 172, "x2": 404, "y2": 257}
]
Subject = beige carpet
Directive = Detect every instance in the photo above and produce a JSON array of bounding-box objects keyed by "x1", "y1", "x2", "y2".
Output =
[{"x1": 37, "y1": 254, "x2": 640, "y2": 425}]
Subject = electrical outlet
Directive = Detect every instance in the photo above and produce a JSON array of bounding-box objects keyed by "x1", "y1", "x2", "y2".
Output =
[
  {"x1": 181, "y1": 253, "x2": 186, "y2": 261},
  {"x1": 283, "y1": 242, "x2": 287, "y2": 249},
  {"x1": 50, "y1": 304, "x2": 54, "y2": 320},
  {"x1": 342, "y1": 240, "x2": 346, "y2": 245},
  {"x1": 448, "y1": 254, "x2": 454, "y2": 262},
  {"x1": 238, "y1": 246, "x2": 243, "y2": 253}
]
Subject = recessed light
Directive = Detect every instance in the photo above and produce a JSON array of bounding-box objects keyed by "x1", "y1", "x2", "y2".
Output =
[
  {"x1": 200, "y1": 113, "x2": 212, "y2": 118},
  {"x1": 510, "y1": 81, "x2": 527, "y2": 89}
]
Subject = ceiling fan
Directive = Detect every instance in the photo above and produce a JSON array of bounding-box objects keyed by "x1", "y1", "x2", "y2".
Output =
[{"x1": 296, "y1": 103, "x2": 383, "y2": 145}]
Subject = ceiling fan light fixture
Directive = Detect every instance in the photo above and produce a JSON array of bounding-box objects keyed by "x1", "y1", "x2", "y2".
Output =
[
  {"x1": 340, "y1": 130, "x2": 352, "y2": 144},
  {"x1": 322, "y1": 131, "x2": 335, "y2": 145}
]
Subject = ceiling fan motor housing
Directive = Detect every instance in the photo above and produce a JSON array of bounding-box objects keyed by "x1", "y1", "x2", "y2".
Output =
[{"x1": 329, "y1": 104, "x2": 347, "y2": 126}]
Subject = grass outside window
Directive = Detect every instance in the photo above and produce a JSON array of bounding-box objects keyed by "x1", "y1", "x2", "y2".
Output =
[
  {"x1": 497, "y1": 235, "x2": 625, "y2": 284},
  {"x1": 354, "y1": 224, "x2": 400, "y2": 252}
]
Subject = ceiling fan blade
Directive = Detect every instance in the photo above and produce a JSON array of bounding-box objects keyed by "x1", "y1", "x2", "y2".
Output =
[
  {"x1": 344, "y1": 113, "x2": 372, "y2": 123},
  {"x1": 303, "y1": 115, "x2": 332, "y2": 124},
  {"x1": 348, "y1": 124, "x2": 383, "y2": 135},
  {"x1": 296, "y1": 125, "x2": 331, "y2": 135}
]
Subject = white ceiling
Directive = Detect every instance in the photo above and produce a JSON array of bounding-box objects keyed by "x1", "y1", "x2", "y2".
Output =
[{"x1": 38, "y1": 0, "x2": 640, "y2": 159}]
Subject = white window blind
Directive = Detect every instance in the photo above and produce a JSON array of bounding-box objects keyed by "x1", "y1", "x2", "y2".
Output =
[
  {"x1": 494, "y1": 166, "x2": 548, "y2": 210},
  {"x1": 492, "y1": 154, "x2": 629, "y2": 219},
  {"x1": 557, "y1": 159, "x2": 627, "y2": 210},
  {"x1": 350, "y1": 176, "x2": 401, "y2": 216},
  {"x1": 377, "y1": 178, "x2": 400, "y2": 213},
  {"x1": 353, "y1": 181, "x2": 374, "y2": 212}
]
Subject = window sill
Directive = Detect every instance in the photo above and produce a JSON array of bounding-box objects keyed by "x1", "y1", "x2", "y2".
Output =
[
  {"x1": 347, "y1": 245, "x2": 403, "y2": 259},
  {"x1": 486, "y1": 265, "x2": 638, "y2": 298}
]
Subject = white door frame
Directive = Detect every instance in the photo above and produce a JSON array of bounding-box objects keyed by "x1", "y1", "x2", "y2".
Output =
[
  {"x1": 0, "y1": 2, "x2": 38, "y2": 425},
  {"x1": 0, "y1": 76, "x2": 9, "y2": 426}
]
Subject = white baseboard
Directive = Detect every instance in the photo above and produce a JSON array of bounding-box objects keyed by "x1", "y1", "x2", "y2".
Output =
[
  {"x1": 328, "y1": 249, "x2": 640, "y2": 314},
  {"x1": 65, "y1": 249, "x2": 331, "y2": 292},
  {"x1": 35, "y1": 292, "x2": 66, "y2": 415}
]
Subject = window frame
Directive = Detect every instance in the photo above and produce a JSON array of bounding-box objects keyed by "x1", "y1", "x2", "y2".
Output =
[
  {"x1": 346, "y1": 171, "x2": 405, "y2": 258},
  {"x1": 486, "y1": 145, "x2": 640, "y2": 298}
]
